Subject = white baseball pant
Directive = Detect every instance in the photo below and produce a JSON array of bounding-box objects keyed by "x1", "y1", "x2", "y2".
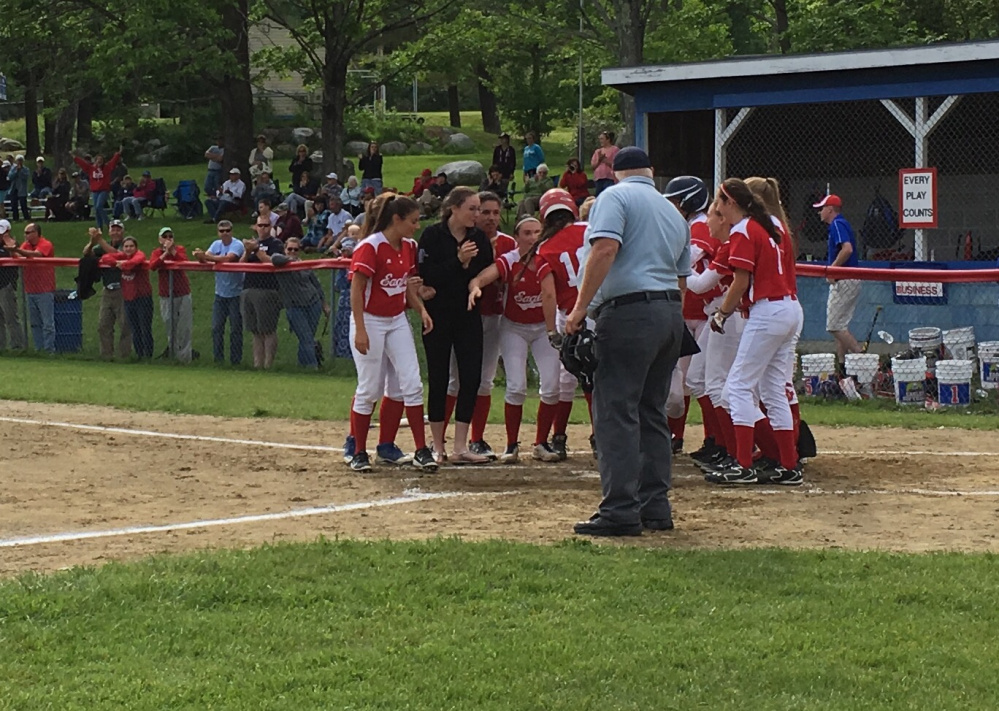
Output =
[
  {"x1": 787, "y1": 303, "x2": 804, "y2": 407},
  {"x1": 349, "y1": 312, "x2": 424, "y2": 416},
  {"x1": 707, "y1": 310, "x2": 746, "y2": 409},
  {"x1": 447, "y1": 314, "x2": 502, "y2": 397},
  {"x1": 500, "y1": 319, "x2": 561, "y2": 406},
  {"x1": 685, "y1": 317, "x2": 713, "y2": 399},
  {"x1": 722, "y1": 298, "x2": 801, "y2": 430},
  {"x1": 667, "y1": 318, "x2": 707, "y2": 417}
]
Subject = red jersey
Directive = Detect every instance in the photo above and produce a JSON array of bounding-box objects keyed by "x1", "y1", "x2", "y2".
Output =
[
  {"x1": 727, "y1": 217, "x2": 794, "y2": 305},
  {"x1": 536, "y1": 222, "x2": 586, "y2": 312},
  {"x1": 149, "y1": 245, "x2": 192, "y2": 298},
  {"x1": 495, "y1": 248, "x2": 552, "y2": 325},
  {"x1": 100, "y1": 250, "x2": 152, "y2": 301},
  {"x1": 350, "y1": 232, "x2": 417, "y2": 317},
  {"x1": 683, "y1": 214, "x2": 721, "y2": 321},
  {"x1": 18, "y1": 237, "x2": 56, "y2": 294},
  {"x1": 772, "y1": 216, "x2": 798, "y2": 296},
  {"x1": 73, "y1": 153, "x2": 121, "y2": 193},
  {"x1": 479, "y1": 233, "x2": 517, "y2": 317}
]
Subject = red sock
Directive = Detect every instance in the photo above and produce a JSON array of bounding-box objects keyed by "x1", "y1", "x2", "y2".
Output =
[
  {"x1": 443, "y1": 394, "x2": 458, "y2": 429},
  {"x1": 714, "y1": 406, "x2": 736, "y2": 453},
  {"x1": 754, "y1": 417, "x2": 780, "y2": 461},
  {"x1": 790, "y1": 401, "x2": 800, "y2": 443},
  {"x1": 504, "y1": 403, "x2": 523, "y2": 447},
  {"x1": 348, "y1": 396, "x2": 356, "y2": 436},
  {"x1": 378, "y1": 397, "x2": 405, "y2": 445},
  {"x1": 774, "y1": 429, "x2": 798, "y2": 470},
  {"x1": 667, "y1": 395, "x2": 690, "y2": 441},
  {"x1": 536, "y1": 402, "x2": 557, "y2": 445},
  {"x1": 470, "y1": 395, "x2": 491, "y2": 442},
  {"x1": 733, "y1": 424, "x2": 755, "y2": 468},
  {"x1": 697, "y1": 396, "x2": 717, "y2": 440},
  {"x1": 554, "y1": 400, "x2": 573, "y2": 436},
  {"x1": 405, "y1": 405, "x2": 427, "y2": 449},
  {"x1": 350, "y1": 409, "x2": 372, "y2": 455}
]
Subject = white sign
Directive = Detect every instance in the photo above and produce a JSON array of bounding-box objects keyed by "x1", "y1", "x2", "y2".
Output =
[
  {"x1": 894, "y1": 281, "x2": 944, "y2": 299},
  {"x1": 898, "y1": 168, "x2": 938, "y2": 229}
]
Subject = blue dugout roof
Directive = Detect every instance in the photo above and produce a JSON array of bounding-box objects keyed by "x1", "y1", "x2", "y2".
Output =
[{"x1": 602, "y1": 41, "x2": 999, "y2": 112}]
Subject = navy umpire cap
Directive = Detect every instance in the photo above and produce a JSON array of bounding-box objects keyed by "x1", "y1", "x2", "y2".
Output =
[{"x1": 612, "y1": 147, "x2": 652, "y2": 171}]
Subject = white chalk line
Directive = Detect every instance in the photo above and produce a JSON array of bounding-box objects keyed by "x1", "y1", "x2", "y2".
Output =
[{"x1": 0, "y1": 489, "x2": 519, "y2": 549}]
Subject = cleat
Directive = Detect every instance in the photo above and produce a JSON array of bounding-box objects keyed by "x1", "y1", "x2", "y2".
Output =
[
  {"x1": 349, "y1": 451, "x2": 372, "y2": 473},
  {"x1": 671, "y1": 437, "x2": 684, "y2": 455},
  {"x1": 499, "y1": 442, "x2": 520, "y2": 463},
  {"x1": 469, "y1": 439, "x2": 497, "y2": 460},
  {"x1": 698, "y1": 449, "x2": 730, "y2": 473},
  {"x1": 705, "y1": 463, "x2": 757, "y2": 485},
  {"x1": 376, "y1": 442, "x2": 413, "y2": 465},
  {"x1": 551, "y1": 433, "x2": 569, "y2": 461},
  {"x1": 342, "y1": 434, "x2": 356, "y2": 464},
  {"x1": 532, "y1": 441, "x2": 561, "y2": 463},
  {"x1": 759, "y1": 465, "x2": 803, "y2": 486},
  {"x1": 589, "y1": 434, "x2": 597, "y2": 456},
  {"x1": 689, "y1": 438, "x2": 716, "y2": 461},
  {"x1": 412, "y1": 447, "x2": 438, "y2": 471},
  {"x1": 753, "y1": 457, "x2": 780, "y2": 474}
]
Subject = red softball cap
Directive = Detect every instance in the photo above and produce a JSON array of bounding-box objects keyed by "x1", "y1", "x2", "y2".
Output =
[{"x1": 813, "y1": 194, "x2": 842, "y2": 208}]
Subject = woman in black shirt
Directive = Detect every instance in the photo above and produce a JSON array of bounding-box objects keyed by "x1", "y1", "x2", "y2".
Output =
[
  {"x1": 418, "y1": 187, "x2": 494, "y2": 464},
  {"x1": 358, "y1": 142, "x2": 384, "y2": 195}
]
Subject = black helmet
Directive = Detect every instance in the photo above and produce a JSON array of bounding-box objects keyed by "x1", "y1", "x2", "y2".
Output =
[
  {"x1": 663, "y1": 176, "x2": 709, "y2": 215},
  {"x1": 560, "y1": 328, "x2": 598, "y2": 393}
]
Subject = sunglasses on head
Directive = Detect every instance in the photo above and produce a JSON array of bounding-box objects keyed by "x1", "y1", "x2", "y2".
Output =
[{"x1": 256, "y1": 223, "x2": 270, "y2": 228}]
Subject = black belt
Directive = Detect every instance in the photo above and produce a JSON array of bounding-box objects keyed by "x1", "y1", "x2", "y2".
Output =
[{"x1": 596, "y1": 290, "x2": 681, "y2": 317}]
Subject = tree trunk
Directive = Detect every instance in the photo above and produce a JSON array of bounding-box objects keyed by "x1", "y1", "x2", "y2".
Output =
[
  {"x1": 77, "y1": 93, "x2": 94, "y2": 144},
  {"x1": 614, "y1": 0, "x2": 646, "y2": 146},
  {"x1": 447, "y1": 84, "x2": 461, "y2": 127},
  {"x1": 476, "y1": 64, "x2": 501, "y2": 135},
  {"x1": 771, "y1": 0, "x2": 790, "y2": 53},
  {"x1": 23, "y1": 81, "x2": 41, "y2": 162},
  {"x1": 321, "y1": 63, "x2": 349, "y2": 182},
  {"x1": 43, "y1": 114, "x2": 55, "y2": 156},
  {"x1": 217, "y1": 0, "x2": 254, "y2": 178},
  {"x1": 51, "y1": 103, "x2": 77, "y2": 172}
]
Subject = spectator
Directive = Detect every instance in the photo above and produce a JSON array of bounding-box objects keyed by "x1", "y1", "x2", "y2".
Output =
[
  {"x1": 251, "y1": 171, "x2": 280, "y2": 209},
  {"x1": 522, "y1": 132, "x2": 545, "y2": 180},
  {"x1": 272, "y1": 236, "x2": 328, "y2": 369},
  {"x1": 249, "y1": 134, "x2": 274, "y2": 180},
  {"x1": 579, "y1": 195, "x2": 596, "y2": 221},
  {"x1": 73, "y1": 148, "x2": 122, "y2": 230},
  {"x1": 257, "y1": 200, "x2": 279, "y2": 232},
  {"x1": 30, "y1": 157, "x2": 53, "y2": 200},
  {"x1": 193, "y1": 220, "x2": 245, "y2": 364},
  {"x1": 330, "y1": 223, "x2": 360, "y2": 359},
  {"x1": 351, "y1": 187, "x2": 378, "y2": 230},
  {"x1": 285, "y1": 170, "x2": 319, "y2": 216},
  {"x1": 204, "y1": 168, "x2": 246, "y2": 223},
  {"x1": 204, "y1": 137, "x2": 225, "y2": 197},
  {"x1": 8, "y1": 222, "x2": 56, "y2": 352},
  {"x1": 288, "y1": 144, "x2": 313, "y2": 188},
  {"x1": 341, "y1": 175, "x2": 362, "y2": 216},
  {"x1": 0, "y1": 219, "x2": 26, "y2": 349},
  {"x1": 240, "y1": 218, "x2": 285, "y2": 369},
  {"x1": 127, "y1": 171, "x2": 157, "y2": 219},
  {"x1": 0, "y1": 160, "x2": 10, "y2": 219},
  {"x1": 302, "y1": 194, "x2": 330, "y2": 253},
  {"x1": 112, "y1": 174, "x2": 136, "y2": 219},
  {"x1": 516, "y1": 163, "x2": 553, "y2": 218},
  {"x1": 319, "y1": 172, "x2": 343, "y2": 202},
  {"x1": 67, "y1": 171, "x2": 91, "y2": 219},
  {"x1": 319, "y1": 195, "x2": 351, "y2": 252},
  {"x1": 479, "y1": 165, "x2": 508, "y2": 199},
  {"x1": 45, "y1": 168, "x2": 72, "y2": 221},
  {"x1": 98, "y1": 236, "x2": 153, "y2": 359},
  {"x1": 417, "y1": 171, "x2": 453, "y2": 218},
  {"x1": 358, "y1": 141, "x2": 383, "y2": 195},
  {"x1": 83, "y1": 221, "x2": 131, "y2": 359},
  {"x1": 590, "y1": 131, "x2": 619, "y2": 195},
  {"x1": 408, "y1": 169, "x2": 434, "y2": 198},
  {"x1": 493, "y1": 133, "x2": 516, "y2": 181},
  {"x1": 274, "y1": 203, "x2": 303, "y2": 243},
  {"x1": 559, "y1": 158, "x2": 590, "y2": 205},
  {"x1": 149, "y1": 227, "x2": 194, "y2": 363},
  {"x1": 7, "y1": 156, "x2": 30, "y2": 222}
]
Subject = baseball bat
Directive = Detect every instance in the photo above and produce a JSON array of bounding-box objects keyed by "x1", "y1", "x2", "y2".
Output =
[{"x1": 862, "y1": 306, "x2": 883, "y2": 353}]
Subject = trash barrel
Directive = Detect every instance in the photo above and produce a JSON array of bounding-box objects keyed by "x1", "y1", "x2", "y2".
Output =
[{"x1": 54, "y1": 289, "x2": 83, "y2": 353}]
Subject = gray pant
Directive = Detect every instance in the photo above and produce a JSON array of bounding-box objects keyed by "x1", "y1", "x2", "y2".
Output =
[
  {"x1": 0, "y1": 283, "x2": 25, "y2": 349},
  {"x1": 98, "y1": 288, "x2": 131, "y2": 359},
  {"x1": 592, "y1": 298, "x2": 683, "y2": 524},
  {"x1": 160, "y1": 294, "x2": 193, "y2": 363},
  {"x1": 27, "y1": 291, "x2": 56, "y2": 353}
]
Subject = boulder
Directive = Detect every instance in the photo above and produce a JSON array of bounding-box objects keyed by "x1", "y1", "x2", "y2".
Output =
[
  {"x1": 0, "y1": 137, "x2": 25, "y2": 152},
  {"x1": 380, "y1": 141, "x2": 407, "y2": 156},
  {"x1": 134, "y1": 153, "x2": 154, "y2": 166},
  {"x1": 434, "y1": 160, "x2": 485, "y2": 187},
  {"x1": 291, "y1": 127, "x2": 315, "y2": 144},
  {"x1": 144, "y1": 138, "x2": 162, "y2": 151},
  {"x1": 409, "y1": 142, "x2": 434, "y2": 155},
  {"x1": 149, "y1": 145, "x2": 172, "y2": 164},
  {"x1": 340, "y1": 158, "x2": 355, "y2": 179},
  {"x1": 445, "y1": 132, "x2": 476, "y2": 152},
  {"x1": 346, "y1": 141, "x2": 369, "y2": 157}
]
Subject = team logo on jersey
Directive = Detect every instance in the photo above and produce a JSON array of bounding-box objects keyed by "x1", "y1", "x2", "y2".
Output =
[
  {"x1": 380, "y1": 274, "x2": 408, "y2": 297},
  {"x1": 513, "y1": 291, "x2": 542, "y2": 310}
]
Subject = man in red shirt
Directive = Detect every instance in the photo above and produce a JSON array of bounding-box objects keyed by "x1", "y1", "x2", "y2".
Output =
[
  {"x1": 7, "y1": 223, "x2": 56, "y2": 352},
  {"x1": 149, "y1": 227, "x2": 194, "y2": 362}
]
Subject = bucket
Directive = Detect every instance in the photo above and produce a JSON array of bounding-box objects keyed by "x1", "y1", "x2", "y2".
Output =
[
  {"x1": 909, "y1": 327, "x2": 943, "y2": 373},
  {"x1": 845, "y1": 353, "x2": 881, "y2": 387},
  {"x1": 892, "y1": 356, "x2": 927, "y2": 405},
  {"x1": 942, "y1": 327, "x2": 976, "y2": 360},
  {"x1": 801, "y1": 353, "x2": 836, "y2": 395},
  {"x1": 53, "y1": 289, "x2": 83, "y2": 353},
  {"x1": 936, "y1": 359, "x2": 974, "y2": 406},
  {"x1": 979, "y1": 341, "x2": 999, "y2": 390}
]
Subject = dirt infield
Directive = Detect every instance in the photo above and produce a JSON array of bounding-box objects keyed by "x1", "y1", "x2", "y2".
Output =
[{"x1": 2, "y1": 400, "x2": 999, "y2": 575}]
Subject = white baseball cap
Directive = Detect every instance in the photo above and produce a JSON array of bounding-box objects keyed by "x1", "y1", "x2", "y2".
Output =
[
  {"x1": 229, "y1": 167, "x2": 241, "y2": 175},
  {"x1": 0, "y1": 219, "x2": 11, "y2": 234},
  {"x1": 326, "y1": 172, "x2": 338, "y2": 180}
]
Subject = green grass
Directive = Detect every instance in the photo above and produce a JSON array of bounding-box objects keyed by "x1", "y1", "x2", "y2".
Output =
[{"x1": 1, "y1": 539, "x2": 998, "y2": 709}]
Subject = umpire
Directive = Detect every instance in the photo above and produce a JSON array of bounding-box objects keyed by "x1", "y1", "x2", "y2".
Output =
[{"x1": 565, "y1": 147, "x2": 691, "y2": 536}]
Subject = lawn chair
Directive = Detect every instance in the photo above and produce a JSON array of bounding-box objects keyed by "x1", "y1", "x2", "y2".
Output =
[
  {"x1": 173, "y1": 179, "x2": 203, "y2": 220},
  {"x1": 143, "y1": 178, "x2": 168, "y2": 219}
]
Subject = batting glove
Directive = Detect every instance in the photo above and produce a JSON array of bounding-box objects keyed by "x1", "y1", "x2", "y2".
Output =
[{"x1": 710, "y1": 310, "x2": 728, "y2": 334}]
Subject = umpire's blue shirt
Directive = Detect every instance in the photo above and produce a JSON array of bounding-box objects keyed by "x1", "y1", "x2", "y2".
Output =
[{"x1": 582, "y1": 175, "x2": 691, "y2": 311}]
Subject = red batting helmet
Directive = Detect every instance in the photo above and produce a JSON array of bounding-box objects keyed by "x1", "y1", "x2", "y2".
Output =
[{"x1": 539, "y1": 188, "x2": 579, "y2": 220}]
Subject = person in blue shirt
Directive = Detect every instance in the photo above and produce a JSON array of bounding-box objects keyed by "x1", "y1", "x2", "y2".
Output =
[
  {"x1": 522, "y1": 132, "x2": 545, "y2": 181},
  {"x1": 193, "y1": 220, "x2": 245, "y2": 364},
  {"x1": 815, "y1": 194, "x2": 861, "y2": 364}
]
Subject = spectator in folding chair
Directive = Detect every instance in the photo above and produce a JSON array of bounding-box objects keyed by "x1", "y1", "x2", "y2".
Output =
[
  {"x1": 204, "y1": 168, "x2": 246, "y2": 223},
  {"x1": 112, "y1": 174, "x2": 136, "y2": 220},
  {"x1": 302, "y1": 194, "x2": 330, "y2": 253},
  {"x1": 341, "y1": 176, "x2": 362, "y2": 217},
  {"x1": 172, "y1": 179, "x2": 201, "y2": 220},
  {"x1": 67, "y1": 171, "x2": 91, "y2": 220},
  {"x1": 516, "y1": 163, "x2": 553, "y2": 218},
  {"x1": 251, "y1": 171, "x2": 281, "y2": 209},
  {"x1": 284, "y1": 170, "x2": 319, "y2": 217}
]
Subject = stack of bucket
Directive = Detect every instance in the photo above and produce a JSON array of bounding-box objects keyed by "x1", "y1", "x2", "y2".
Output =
[
  {"x1": 845, "y1": 353, "x2": 881, "y2": 396},
  {"x1": 908, "y1": 327, "x2": 943, "y2": 374},
  {"x1": 943, "y1": 327, "x2": 976, "y2": 360},
  {"x1": 978, "y1": 341, "x2": 999, "y2": 391},
  {"x1": 892, "y1": 356, "x2": 926, "y2": 405},
  {"x1": 800, "y1": 353, "x2": 836, "y2": 396}
]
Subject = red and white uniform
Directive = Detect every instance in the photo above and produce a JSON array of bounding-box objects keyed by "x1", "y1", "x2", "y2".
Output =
[
  {"x1": 721, "y1": 218, "x2": 802, "y2": 432},
  {"x1": 99, "y1": 251, "x2": 151, "y2": 301},
  {"x1": 772, "y1": 216, "x2": 802, "y2": 409},
  {"x1": 348, "y1": 232, "x2": 424, "y2": 416}
]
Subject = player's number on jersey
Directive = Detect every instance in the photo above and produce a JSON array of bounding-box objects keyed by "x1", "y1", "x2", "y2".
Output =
[
  {"x1": 558, "y1": 247, "x2": 586, "y2": 288},
  {"x1": 769, "y1": 238, "x2": 784, "y2": 275}
]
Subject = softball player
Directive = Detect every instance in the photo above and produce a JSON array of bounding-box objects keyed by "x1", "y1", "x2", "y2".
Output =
[
  {"x1": 347, "y1": 195, "x2": 436, "y2": 473},
  {"x1": 468, "y1": 216, "x2": 561, "y2": 462},
  {"x1": 708, "y1": 178, "x2": 803, "y2": 486}
]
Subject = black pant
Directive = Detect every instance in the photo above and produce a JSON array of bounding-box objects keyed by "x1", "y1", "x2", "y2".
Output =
[
  {"x1": 125, "y1": 296, "x2": 154, "y2": 359},
  {"x1": 423, "y1": 307, "x2": 483, "y2": 423}
]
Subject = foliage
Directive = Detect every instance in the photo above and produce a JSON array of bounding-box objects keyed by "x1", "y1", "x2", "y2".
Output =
[{"x1": 343, "y1": 110, "x2": 429, "y2": 145}]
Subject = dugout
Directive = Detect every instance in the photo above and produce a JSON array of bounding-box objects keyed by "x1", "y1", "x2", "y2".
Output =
[{"x1": 602, "y1": 41, "x2": 999, "y2": 264}]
